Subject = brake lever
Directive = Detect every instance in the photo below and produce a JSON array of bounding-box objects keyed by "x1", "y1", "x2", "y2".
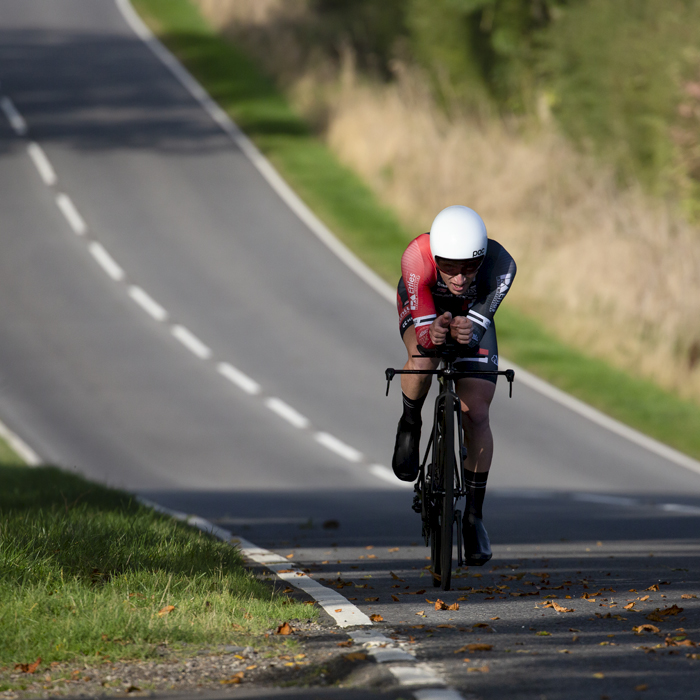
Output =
[
  {"x1": 505, "y1": 369, "x2": 515, "y2": 398},
  {"x1": 385, "y1": 368, "x2": 396, "y2": 396}
]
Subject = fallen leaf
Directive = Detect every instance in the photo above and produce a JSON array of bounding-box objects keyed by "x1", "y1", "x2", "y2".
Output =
[
  {"x1": 344, "y1": 652, "x2": 367, "y2": 661},
  {"x1": 370, "y1": 614, "x2": 384, "y2": 622},
  {"x1": 639, "y1": 595, "x2": 650, "y2": 601},
  {"x1": 282, "y1": 587, "x2": 293, "y2": 593},
  {"x1": 390, "y1": 572, "x2": 404, "y2": 581},
  {"x1": 365, "y1": 597, "x2": 379, "y2": 602},
  {"x1": 220, "y1": 672, "x2": 244, "y2": 685},
  {"x1": 391, "y1": 595, "x2": 400, "y2": 602},
  {"x1": 624, "y1": 603, "x2": 636, "y2": 610},
  {"x1": 593, "y1": 673, "x2": 605, "y2": 679},
  {"x1": 536, "y1": 631, "x2": 551, "y2": 636},
  {"x1": 337, "y1": 641, "x2": 353, "y2": 647},
  {"x1": 367, "y1": 554, "x2": 377, "y2": 559},
  {"x1": 365, "y1": 546, "x2": 374, "y2": 550},
  {"x1": 681, "y1": 594, "x2": 697, "y2": 599},
  {"x1": 646, "y1": 605, "x2": 683, "y2": 622},
  {"x1": 275, "y1": 622, "x2": 293, "y2": 635},
  {"x1": 633, "y1": 624, "x2": 660, "y2": 634},
  {"x1": 285, "y1": 553, "x2": 294, "y2": 559},
  {"x1": 14, "y1": 658, "x2": 41, "y2": 674},
  {"x1": 543, "y1": 601, "x2": 574, "y2": 613},
  {"x1": 491, "y1": 616, "x2": 500, "y2": 620},
  {"x1": 335, "y1": 608, "x2": 342, "y2": 612},
  {"x1": 437, "y1": 624, "x2": 455, "y2": 628},
  {"x1": 157, "y1": 605, "x2": 175, "y2": 617},
  {"x1": 277, "y1": 569, "x2": 294, "y2": 574},
  {"x1": 388, "y1": 547, "x2": 400, "y2": 552},
  {"x1": 466, "y1": 644, "x2": 493, "y2": 652},
  {"x1": 645, "y1": 584, "x2": 659, "y2": 592},
  {"x1": 467, "y1": 665, "x2": 490, "y2": 673},
  {"x1": 634, "y1": 685, "x2": 648, "y2": 692},
  {"x1": 416, "y1": 611, "x2": 426, "y2": 617},
  {"x1": 125, "y1": 685, "x2": 142, "y2": 693}
]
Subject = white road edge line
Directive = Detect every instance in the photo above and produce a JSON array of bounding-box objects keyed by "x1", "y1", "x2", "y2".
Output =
[
  {"x1": 0, "y1": 96, "x2": 28, "y2": 135},
  {"x1": 171, "y1": 325, "x2": 212, "y2": 360},
  {"x1": 264, "y1": 397, "x2": 310, "y2": 429},
  {"x1": 27, "y1": 142, "x2": 57, "y2": 186},
  {"x1": 89, "y1": 242, "x2": 125, "y2": 281},
  {"x1": 128, "y1": 285, "x2": 168, "y2": 321},
  {"x1": 113, "y1": 0, "x2": 700, "y2": 481},
  {"x1": 0, "y1": 420, "x2": 41, "y2": 466},
  {"x1": 314, "y1": 432, "x2": 363, "y2": 463},
  {"x1": 55, "y1": 193, "x2": 87, "y2": 235},
  {"x1": 217, "y1": 362, "x2": 261, "y2": 395}
]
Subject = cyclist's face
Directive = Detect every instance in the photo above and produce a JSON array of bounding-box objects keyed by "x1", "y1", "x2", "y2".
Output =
[{"x1": 435, "y1": 256, "x2": 483, "y2": 295}]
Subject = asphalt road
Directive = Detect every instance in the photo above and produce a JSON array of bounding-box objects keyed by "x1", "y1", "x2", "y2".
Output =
[{"x1": 0, "y1": 1, "x2": 699, "y2": 698}]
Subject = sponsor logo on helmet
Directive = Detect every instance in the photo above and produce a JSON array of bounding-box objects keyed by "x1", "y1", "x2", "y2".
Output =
[
  {"x1": 473, "y1": 248, "x2": 485, "y2": 257},
  {"x1": 491, "y1": 354, "x2": 498, "y2": 366}
]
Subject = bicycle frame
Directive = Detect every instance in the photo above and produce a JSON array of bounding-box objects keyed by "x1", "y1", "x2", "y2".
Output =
[{"x1": 386, "y1": 344, "x2": 514, "y2": 589}]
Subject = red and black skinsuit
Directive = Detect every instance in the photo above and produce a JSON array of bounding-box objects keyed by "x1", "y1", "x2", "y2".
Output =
[{"x1": 397, "y1": 233, "x2": 517, "y2": 380}]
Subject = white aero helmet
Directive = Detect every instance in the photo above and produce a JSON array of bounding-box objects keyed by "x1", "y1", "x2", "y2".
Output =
[{"x1": 429, "y1": 205, "x2": 488, "y2": 261}]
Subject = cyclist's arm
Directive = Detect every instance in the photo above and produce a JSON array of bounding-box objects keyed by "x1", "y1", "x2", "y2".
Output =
[
  {"x1": 401, "y1": 235, "x2": 438, "y2": 349},
  {"x1": 465, "y1": 241, "x2": 517, "y2": 348}
]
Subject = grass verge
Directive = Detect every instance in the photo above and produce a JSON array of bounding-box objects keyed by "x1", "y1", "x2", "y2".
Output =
[
  {"x1": 0, "y1": 455, "x2": 312, "y2": 671},
  {"x1": 131, "y1": 0, "x2": 700, "y2": 461}
]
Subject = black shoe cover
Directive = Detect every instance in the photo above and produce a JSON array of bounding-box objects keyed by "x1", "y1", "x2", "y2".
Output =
[
  {"x1": 463, "y1": 515, "x2": 492, "y2": 566},
  {"x1": 391, "y1": 417, "x2": 420, "y2": 482}
]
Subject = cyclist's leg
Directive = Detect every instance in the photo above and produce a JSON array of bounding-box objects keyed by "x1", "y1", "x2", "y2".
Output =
[
  {"x1": 394, "y1": 284, "x2": 439, "y2": 480},
  {"x1": 457, "y1": 377, "x2": 496, "y2": 474},
  {"x1": 455, "y1": 326, "x2": 498, "y2": 564}
]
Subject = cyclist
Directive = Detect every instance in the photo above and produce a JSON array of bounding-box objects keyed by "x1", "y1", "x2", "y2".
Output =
[{"x1": 393, "y1": 205, "x2": 516, "y2": 565}]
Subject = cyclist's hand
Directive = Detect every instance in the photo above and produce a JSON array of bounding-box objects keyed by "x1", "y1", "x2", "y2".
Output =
[
  {"x1": 429, "y1": 312, "x2": 452, "y2": 345},
  {"x1": 449, "y1": 315, "x2": 473, "y2": 345}
]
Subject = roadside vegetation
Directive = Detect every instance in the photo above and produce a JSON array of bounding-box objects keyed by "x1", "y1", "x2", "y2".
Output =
[
  {"x1": 132, "y1": 0, "x2": 700, "y2": 460},
  {"x1": 0, "y1": 448, "x2": 312, "y2": 677}
]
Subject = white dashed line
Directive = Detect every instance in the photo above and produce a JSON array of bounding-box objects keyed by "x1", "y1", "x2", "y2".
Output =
[
  {"x1": 1, "y1": 96, "x2": 27, "y2": 135},
  {"x1": 27, "y1": 142, "x2": 57, "y2": 185},
  {"x1": 217, "y1": 362, "x2": 261, "y2": 396},
  {"x1": 659, "y1": 503, "x2": 700, "y2": 515},
  {"x1": 264, "y1": 397, "x2": 310, "y2": 429},
  {"x1": 171, "y1": 325, "x2": 212, "y2": 360},
  {"x1": 89, "y1": 242, "x2": 125, "y2": 281},
  {"x1": 573, "y1": 493, "x2": 639, "y2": 507},
  {"x1": 128, "y1": 285, "x2": 168, "y2": 321},
  {"x1": 369, "y1": 463, "x2": 412, "y2": 488},
  {"x1": 414, "y1": 690, "x2": 466, "y2": 700},
  {"x1": 388, "y1": 664, "x2": 446, "y2": 687},
  {"x1": 314, "y1": 432, "x2": 363, "y2": 462},
  {"x1": 56, "y1": 193, "x2": 87, "y2": 235}
]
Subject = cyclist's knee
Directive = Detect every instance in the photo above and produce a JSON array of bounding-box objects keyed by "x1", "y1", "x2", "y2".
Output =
[{"x1": 462, "y1": 401, "x2": 491, "y2": 428}]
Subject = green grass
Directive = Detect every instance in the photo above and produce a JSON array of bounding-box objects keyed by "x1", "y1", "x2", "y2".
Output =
[
  {"x1": 132, "y1": 0, "x2": 700, "y2": 461},
  {"x1": 0, "y1": 460, "x2": 312, "y2": 669}
]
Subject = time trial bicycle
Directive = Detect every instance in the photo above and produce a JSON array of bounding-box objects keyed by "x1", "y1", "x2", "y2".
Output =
[{"x1": 385, "y1": 344, "x2": 514, "y2": 591}]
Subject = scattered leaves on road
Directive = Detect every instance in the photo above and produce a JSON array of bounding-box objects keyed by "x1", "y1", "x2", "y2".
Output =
[{"x1": 369, "y1": 614, "x2": 384, "y2": 622}]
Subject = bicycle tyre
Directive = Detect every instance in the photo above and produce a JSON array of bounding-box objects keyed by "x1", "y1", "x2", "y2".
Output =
[{"x1": 439, "y1": 395, "x2": 456, "y2": 591}]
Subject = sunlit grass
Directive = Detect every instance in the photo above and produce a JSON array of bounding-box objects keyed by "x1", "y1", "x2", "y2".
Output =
[{"x1": 0, "y1": 462, "x2": 313, "y2": 666}]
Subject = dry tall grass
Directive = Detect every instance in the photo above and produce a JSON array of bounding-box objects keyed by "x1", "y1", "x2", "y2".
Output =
[{"x1": 195, "y1": 0, "x2": 700, "y2": 403}]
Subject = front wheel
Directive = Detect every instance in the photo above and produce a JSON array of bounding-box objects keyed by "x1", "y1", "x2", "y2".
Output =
[{"x1": 429, "y1": 397, "x2": 457, "y2": 591}]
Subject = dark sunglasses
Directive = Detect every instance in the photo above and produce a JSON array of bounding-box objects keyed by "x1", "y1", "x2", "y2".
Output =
[{"x1": 435, "y1": 255, "x2": 484, "y2": 277}]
